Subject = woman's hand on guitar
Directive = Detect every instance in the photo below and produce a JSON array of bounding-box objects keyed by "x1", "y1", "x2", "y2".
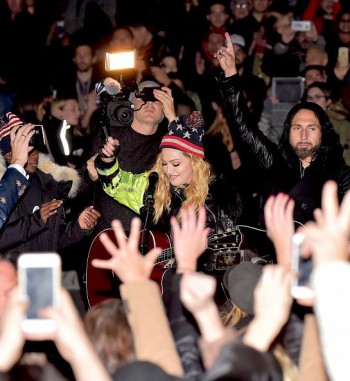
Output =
[
  {"x1": 170, "y1": 205, "x2": 210, "y2": 273},
  {"x1": 264, "y1": 193, "x2": 295, "y2": 269},
  {"x1": 92, "y1": 217, "x2": 162, "y2": 283}
]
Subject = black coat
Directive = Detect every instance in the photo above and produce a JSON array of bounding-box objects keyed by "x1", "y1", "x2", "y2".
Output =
[
  {"x1": 0, "y1": 154, "x2": 89, "y2": 261},
  {"x1": 218, "y1": 73, "x2": 350, "y2": 225}
]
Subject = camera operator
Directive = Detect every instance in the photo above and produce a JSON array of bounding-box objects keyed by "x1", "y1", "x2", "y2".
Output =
[{"x1": 80, "y1": 80, "x2": 171, "y2": 235}]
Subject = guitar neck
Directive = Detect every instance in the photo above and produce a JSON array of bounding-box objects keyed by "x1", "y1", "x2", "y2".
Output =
[{"x1": 155, "y1": 248, "x2": 174, "y2": 264}]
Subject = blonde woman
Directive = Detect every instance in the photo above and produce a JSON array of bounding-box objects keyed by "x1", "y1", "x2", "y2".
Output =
[{"x1": 94, "y1": 110, "x2": 242, "y2": 237}]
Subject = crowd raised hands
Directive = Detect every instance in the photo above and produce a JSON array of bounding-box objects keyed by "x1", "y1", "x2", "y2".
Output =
[{"x1": 0, "y1": 180, "x2": 350, "y2": 380}]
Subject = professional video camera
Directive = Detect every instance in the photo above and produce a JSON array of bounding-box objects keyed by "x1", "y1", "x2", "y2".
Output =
[
  {"x1": 97, "y1": 50, "x2": 163, "y2": 132},
  {"x1": 95, "y1": 51, "x2": 138, "y2": 130},
  {"x1": 95, "y1": 77, "x2": 134, "y2": 128}
]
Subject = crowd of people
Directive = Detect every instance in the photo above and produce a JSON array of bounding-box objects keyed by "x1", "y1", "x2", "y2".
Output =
[{"x1": 1, "y1": 0, "x2": 350, "y2": 380}]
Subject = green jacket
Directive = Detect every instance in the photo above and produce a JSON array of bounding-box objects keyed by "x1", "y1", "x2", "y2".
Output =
[{"x1": 96, "y1": 158, "x2": 150, "y2": 214}]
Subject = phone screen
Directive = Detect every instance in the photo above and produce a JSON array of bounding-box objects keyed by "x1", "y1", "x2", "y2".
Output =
[
  {"x1": 26, "y1": 267, "x2": 53, "y2": 319},
  {"x1": 297, "y1": 256, "x2": 313, "y2": 288},
  {"x1": 291, "y1": 233, "x2": 314, "y2": 299}
]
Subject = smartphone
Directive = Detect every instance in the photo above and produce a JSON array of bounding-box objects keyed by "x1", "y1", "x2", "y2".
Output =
[
  {"x1": 291, "y1": 20, "x2": 312, "y2": 32},
  {"x1": 30, "y1": 125, "x2": 46, "y2": 150},
  {"x1": 291, "y1": 233, "x2": 314, "y2": 300},
  {"x1": 338, "y1": 47, "x2": 349, "y2": 68},
  {"x1": 18, "y1": 253, "x2": 61, "y2": 333}
]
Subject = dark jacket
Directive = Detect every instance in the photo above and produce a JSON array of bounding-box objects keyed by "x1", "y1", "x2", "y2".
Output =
[
  {"x1": 0, "y1": 154, "x2": 90, "y2": 262},
  {"x1": 217, "y1": 73, "x2": 350, "y2": 225},
  {"x1": 157, "y1": 178, "x2": 242, "y2": 238}
]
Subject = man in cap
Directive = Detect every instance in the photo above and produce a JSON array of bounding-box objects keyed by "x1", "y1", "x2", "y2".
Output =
[{"x1": 0, "y1": 112, "x2": 101, "y2": 265}]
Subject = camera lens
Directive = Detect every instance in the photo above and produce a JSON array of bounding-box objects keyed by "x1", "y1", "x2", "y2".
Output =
[
  {"x1": 107, "y1": 101, "x2": 134, "y2": 127},
  {"x1": 114, "y1": 106, "x2": 133, "y2": 124}
]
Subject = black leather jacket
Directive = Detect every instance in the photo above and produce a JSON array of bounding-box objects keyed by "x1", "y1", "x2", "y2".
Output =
[
  {"x1": 217, "y1": 73, "x2": 350, "y2": 225},
  {"x1": 148, "y1": 173, "x2": 242, "y2": 238}
]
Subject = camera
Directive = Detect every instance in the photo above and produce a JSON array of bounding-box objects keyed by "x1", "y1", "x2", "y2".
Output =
[
  {"x1": 29, "y1": 125, "x2": 46, "y2": 150},
  {"x1": 97, "y1": 79, "x2": 134, "y2": 128},
  {"x1": 135, "y1": 87, "x2": 162, "y2": 103},
  {"x1": 105, "y1": 96, "x2": 134, "y2": 127}
]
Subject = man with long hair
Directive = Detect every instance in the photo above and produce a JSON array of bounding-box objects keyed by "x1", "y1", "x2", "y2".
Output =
[{"x1": 215, "y1": 32, "x2": 350, "y2": 225}]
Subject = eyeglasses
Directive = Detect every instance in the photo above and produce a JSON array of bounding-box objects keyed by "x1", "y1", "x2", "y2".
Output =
[
  {"x1": 306, "y1": 94, "x2": 327, "y2": 101},
  {"x1": 231, "y1": 2, "x2": 249, "y2": 9}
]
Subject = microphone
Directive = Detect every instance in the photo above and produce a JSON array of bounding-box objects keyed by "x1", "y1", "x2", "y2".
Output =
[
  {"x1": 103, "y1": 77, "x2": 122, "y2": 95},
  {"x1": 145, "y1": 172, "x2": 159, "y2": 204},
  {"x1": 140, "y1": 172, "x2": 158, "y2": 253}
]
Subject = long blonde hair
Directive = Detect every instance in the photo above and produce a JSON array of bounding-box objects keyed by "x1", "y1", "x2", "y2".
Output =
[
  {"x1": 220, "y1": 301, "x2": 249, "y2": 328},
  {"x1": 151, "y1": 151, "x2": 213, "y2": 223}
]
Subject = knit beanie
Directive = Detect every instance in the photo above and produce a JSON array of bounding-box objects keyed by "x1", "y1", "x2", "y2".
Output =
[
  {"x1": 160, "y1": 111, "x2": 205, "y2": 158},
  {"x1": 0, "y1": 112, "x2": 24, "y2": 155}
]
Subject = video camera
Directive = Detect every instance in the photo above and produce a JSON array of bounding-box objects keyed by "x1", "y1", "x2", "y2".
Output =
[
  {"x1": 96, "y1": 78, "x2": 134, "y2": 128},
  {"x1": 96, "y1": 51, "x2": 138, "y2": 129}
]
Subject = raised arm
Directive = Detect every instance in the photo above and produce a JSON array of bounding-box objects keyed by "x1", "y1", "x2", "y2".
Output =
[
  {"x1": 0, "y1": 124, "x2": 35, "y2": 227},
  {"x1": 301, "y1": 181, "x2": 350, "y2": 381},
  {"x1": 92, "y1": 217, "x2": 184, "y2": 377},
  {"x1": 215, "y1": 32, "x2": 277, "y2": 169}
]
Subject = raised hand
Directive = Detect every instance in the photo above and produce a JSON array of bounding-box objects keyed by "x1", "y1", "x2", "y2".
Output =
[
  {"x1": 264, "y1": 193, "x2": 295, "y2": 268},
  {"x1": 92, "y1": 217, "x2": 162, "y2": 283},
  {"x1": 215, "y1": 32, "x2": 237, "y2": 78},
  {"x1": 170, "y1": 205, "x2": 210, "y2": 273},
  {"x1": 154, "y1": 86, "x2": 176, "y2": 122},
  {"x1": 10, "y1": 124, "x2": 35, "y2": 167},
  {"x1": 0, "y1": 287, "x2": 27, "y2": 372},
  {"x1": 27, "y1": 288, "x2": 111, "y2": 381},
  {"x1": 40, "y1": 199, "x2": 63, "y2": 224},
  {"x1": 180, "y1": 271, "x2": 226, "y2": 343},
  {"x1": 244, "y1": 265, "x2": 293, "y2": 352},
  {"x1": 180, "y1": 272, "x2": 216, "y2": 315},
  {"x1": 302, "y1": 180, "x2": 350, "y2": 266}
]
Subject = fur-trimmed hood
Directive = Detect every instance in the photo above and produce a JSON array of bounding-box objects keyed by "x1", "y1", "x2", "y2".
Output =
[{"x1": 0, "y1": 154, "x2": 81, "y2": 199}]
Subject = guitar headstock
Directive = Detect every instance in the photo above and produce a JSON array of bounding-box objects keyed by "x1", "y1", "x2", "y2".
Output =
[{"x1": 208, "y1": 227, "x2": 242, "y2": 249}]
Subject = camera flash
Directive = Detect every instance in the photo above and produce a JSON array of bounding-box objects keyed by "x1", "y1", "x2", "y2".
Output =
[{"x1": 105, "y1": 51, "x2": 136, "y2": 71}]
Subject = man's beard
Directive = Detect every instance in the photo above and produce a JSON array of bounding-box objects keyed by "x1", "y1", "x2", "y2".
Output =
[{"x1": 293, "y1": 143, "x2": 320, "y2": 160}]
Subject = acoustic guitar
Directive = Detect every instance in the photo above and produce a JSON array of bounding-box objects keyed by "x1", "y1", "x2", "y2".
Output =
[{"x1": 85, "y1": 226, "x2": 246, "y2": 308}]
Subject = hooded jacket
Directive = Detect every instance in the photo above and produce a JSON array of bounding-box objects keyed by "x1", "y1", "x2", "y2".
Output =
[{"x1": 0, "y1": 153, "x2": 89, "y2": 261}]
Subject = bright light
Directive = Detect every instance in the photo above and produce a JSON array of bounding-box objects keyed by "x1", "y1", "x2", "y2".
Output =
[{"x1": 105, "y1": 51, "x2": 136, "y2": 71}]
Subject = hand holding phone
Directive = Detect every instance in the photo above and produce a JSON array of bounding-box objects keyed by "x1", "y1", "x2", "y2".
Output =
[
  {"x1": 28, "y1": 125, "x2": 46, "y2": 151},
  {"x1": 18, "y1": 253, "x2": 61, "y2": 334},
  {"x1": 291, "y1": 233, "x2": 315, "y2": 300}
]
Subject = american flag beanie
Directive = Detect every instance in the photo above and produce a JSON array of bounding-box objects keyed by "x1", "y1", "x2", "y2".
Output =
[
  {"x1": 0, "y1": 112, "x2": 24, "y2": 154},
  {"x1": 160, "y1": 111, "x2": 205, "y2": 158}
]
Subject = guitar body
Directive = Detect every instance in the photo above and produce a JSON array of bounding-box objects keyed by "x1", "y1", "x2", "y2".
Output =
[
  {"x1": 86, "y1": 229, "x2": 172, "y2": 308},
  {"x1": 86, "y1": 224, "x2": 275, "y2": 308}
]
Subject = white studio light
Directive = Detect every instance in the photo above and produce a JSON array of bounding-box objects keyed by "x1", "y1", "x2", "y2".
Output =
[{"x1": 105, "y1": 50, "x2": 136, "y2": 71}]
